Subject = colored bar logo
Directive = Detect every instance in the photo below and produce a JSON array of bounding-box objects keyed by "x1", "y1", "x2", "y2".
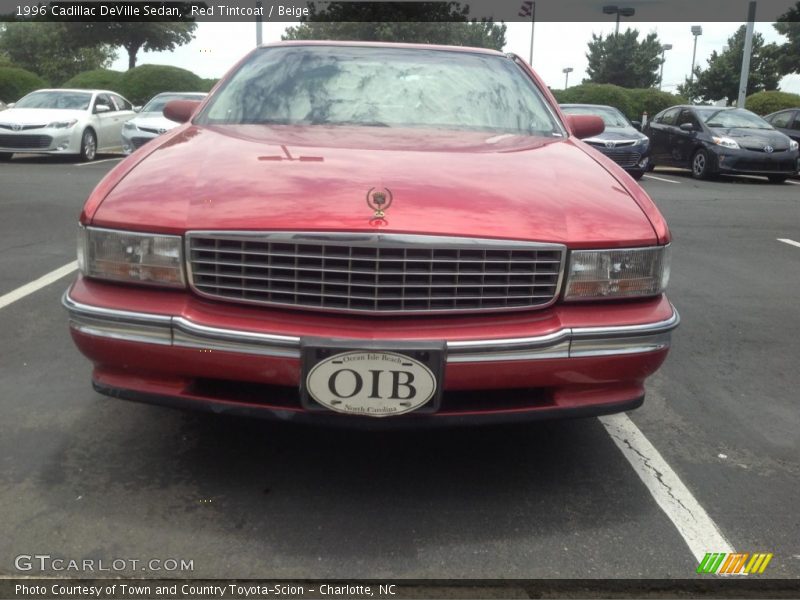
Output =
[{"x1": 697, "y1": 552, "x2": 773, "y2": 574}]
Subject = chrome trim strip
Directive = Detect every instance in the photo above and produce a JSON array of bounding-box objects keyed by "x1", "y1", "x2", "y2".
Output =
[
  {"x1": 63, "y1": 290, "x2": 678, "y2": 363},
  {"x1": 184, "y1": 231, "x2": 567, "y2": 316}
]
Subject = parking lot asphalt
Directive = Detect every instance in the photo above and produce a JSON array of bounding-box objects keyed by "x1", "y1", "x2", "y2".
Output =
[{"x1": 0, "y1": 157, "x2": 798, "y2": 580}]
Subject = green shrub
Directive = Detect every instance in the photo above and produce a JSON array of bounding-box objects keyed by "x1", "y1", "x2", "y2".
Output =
[
  {"x1": 627, "y1": 88, "x2": 687, "y2": 122},
  {"x1": 199, "y1": 78, "x2": 219, "y2": 93},
  {"x1": 0, "y1": 67, "x2": 47, "y2": 103},
  {"x1": 120, "y1": 64, "x2": 204, "y2": 105},
  {"x1": 555, "y1": 83, "x2": 634, "y2": 120},
  {"x1": 62, "y1": 69, "x2": 124, "y2": 94},
  {"x1": 745, "y1": 90, "x2": 800, "y2": 116}
]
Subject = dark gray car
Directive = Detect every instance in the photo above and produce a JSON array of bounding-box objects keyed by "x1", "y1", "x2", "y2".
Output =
[
  {"x1": 560, "y1": 103, "x2": 650, "y2": 180},
  {"x1": 645, "y1": 105, "x2": 799, "y2": 182},
  {"x1": 764, "y1": 108, "x2": 800, "y2": 143}
]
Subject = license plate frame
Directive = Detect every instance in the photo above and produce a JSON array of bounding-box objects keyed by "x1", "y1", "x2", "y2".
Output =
[{"x1": 300, "y1": 338, "x2": 446, "y2": 416}]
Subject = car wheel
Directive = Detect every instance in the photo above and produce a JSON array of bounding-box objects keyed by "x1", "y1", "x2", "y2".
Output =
[
  {"x1": 768, "y1": 175, "x2": 788, "y2": 184},
  {"x1": 0, "y1": 152, "x2": 12, "y2": 161},
  {"x1": 646, "y1": 161, "x2": 656, "y2": 172},
  {"x1": 691, "y1": 149, "x2": 713, "y2": 180},
  {"x1": 80, "y1": 129, "x2": 97, "y2": 162}
]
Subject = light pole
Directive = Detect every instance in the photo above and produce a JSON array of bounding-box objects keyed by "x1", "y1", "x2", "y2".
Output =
[
  {"x1": 562, "y1": 67, "x2": 574, "y2": 89},
  {"x1": 689, "y1": 25, "x2": 703, "y2": 89},
  {"x1": 659, "y1": 44, "x2": 672, "y2": 90},
  {"x1": 255, "y1": 1, "x2": 263, "y2": 47},
  {"x1": 603, "y1": 5, "x2": 636, "y2": 36}
]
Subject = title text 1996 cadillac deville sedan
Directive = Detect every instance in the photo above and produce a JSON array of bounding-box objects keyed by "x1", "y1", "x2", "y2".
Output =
[{"x1": 63, "y1": 42, "x2": 678, "y2": 426}]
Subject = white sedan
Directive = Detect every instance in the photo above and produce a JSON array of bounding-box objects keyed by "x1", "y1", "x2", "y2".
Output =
[
  {"x1": 121, "y1": 91, "x2": 207, "y2": 154},
  {"x1": 0, "y1": 89, "x2": 136, "y2": 161}
]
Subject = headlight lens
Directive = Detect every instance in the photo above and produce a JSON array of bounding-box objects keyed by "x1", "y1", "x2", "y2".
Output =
[
  {"x1": 77, "y1": 225, "x2": 185, "y2": 288},
  {"x1": 712, "y1": 136, "x2": 740, "y2": 149},
  {"x1": 47, "y1": 119, "x2": 78, "y2": 129},
  {"x1": 790, "y1": 140, "x2": 799, "y2": 151},
  {"x1": 564, "y1": 246, "x2": 670, "y2": 300},
  {"x1": 123, "y1": 121, "x2": 137, "y2": 130}
]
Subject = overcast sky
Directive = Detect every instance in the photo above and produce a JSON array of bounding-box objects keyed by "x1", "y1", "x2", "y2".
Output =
[{"x1": 110, "y1": 21, "x2": 800, "y2": 97}]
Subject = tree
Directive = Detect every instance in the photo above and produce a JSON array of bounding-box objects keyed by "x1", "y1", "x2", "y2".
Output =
[
  {"x1": 773, "y1": 2, "x2": 800, "y2": 74},
  {"x1": 585, "y1": 29, "x2": 662, "y2": 88},
  {"x1": 0, "y1": 22, "x2": 115, "y2": 84},
  {"x1": 283, "y1": 2, "x2": 506, "y2": 51},
  {"x1": 677, "y1": 26, "x2": 781, "y2": 104},
  {"x1": 67, "y1": 22, "x2": 197, "y2": 70}
]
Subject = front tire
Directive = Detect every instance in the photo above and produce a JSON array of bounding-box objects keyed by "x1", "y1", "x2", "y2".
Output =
[
  {"x1": 0, "y1": 152, "x2": 12, "y2": 161},
  {"x1": 768, "y1": 175, "x2": 788, "y2": 184},
  {"x1": 691, "y1": 149, "x2": 713, "y2": 180},
  {"x1": 79, "y1": 129, "x2": 97, "y2": 162},
  {"x1": 630, "y1": 170, "x2": 645, "y2": 181}
]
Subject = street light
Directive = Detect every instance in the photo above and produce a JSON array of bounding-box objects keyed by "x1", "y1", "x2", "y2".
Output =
[
  {"x1": 562, "y1": 67, "x2": 574, "y2": 89},
  {"x1": 689, "y1": 25, "x2": 703, "y2": 88},
  {"x1": 603, "y1": 5, "x2": 635, "y2": 36},
  {"x1": 659, "y1": 43, "x2": 672, "y2": 90}
]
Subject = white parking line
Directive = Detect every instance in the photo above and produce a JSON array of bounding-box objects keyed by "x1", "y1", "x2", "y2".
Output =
[
  {"x1": 599, "y1": 413, "x2": 734, "y2": 562},
  {"x1": 778, "y1": 238, "x2": 800, "y2": 248},
  {"x1": 0, "y1": 261, "x2": 77, "y2": 311},
  {"x1": 75, "y1": 158, "x2": 123, "y2": 167},
  {"x1": 644, "y1": 174, "x2": 681, "y2": 184}
]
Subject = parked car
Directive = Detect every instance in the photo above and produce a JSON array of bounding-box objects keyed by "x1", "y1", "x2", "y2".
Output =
[
  {"x1": 559, "y1": 103, "x2": 650, "y2": 179},
  {"x1": 644, "y1": 105, "x2": 800, "y2": 182},
  {"x1": 63, "y1": 42, "x2": 677, "y2": 426},
  {"x1": 763, "y1": 108, "x2": 800, "y2": 143},
  {"x1": 0, "y1": 89, "x2": 135, "y2": 161},
  {"x1": 122, "y1": 92, "x2": 208, "y2": 154}
]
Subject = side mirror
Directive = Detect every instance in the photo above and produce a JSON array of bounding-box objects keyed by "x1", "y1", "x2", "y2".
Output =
[
  {"x1": 679, "y1": 122, "x2": 695, "y2": 132},
  {"x1": 95, "y1": 103, "x2": 112, "y2": 114},
  {"x1": 133, "y1": 105, "x2": 142, "y2": 113},
  {"x1": 631, "y1": 120, "x2": 642, "y2": 131},
  {"x1": 164, "y1": 99, "x2": 202, "y2": 124},
  {"x1": 565, "y1": 114, "x2": 605, "y2": 139}
]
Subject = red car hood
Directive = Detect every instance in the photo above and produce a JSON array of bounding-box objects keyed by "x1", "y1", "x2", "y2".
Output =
[{"x1": 92, "y1": 125, "x2": 658, "y2": 247}]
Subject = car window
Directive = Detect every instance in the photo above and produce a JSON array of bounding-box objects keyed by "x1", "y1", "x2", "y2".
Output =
[
  {"x1": 200, "y1": 46, "x2": 564, "y2": 137},
  {"x1": 694, "y1": 107, "x2": 772, "y2": 129},
  {"x1": 94, "y1": 94, "x2": 116, "y2": 113},
  {"x1": 659, "y1": 108, "x2": 680, "y2": 126},
  {"x1": 676, "y1": 109, "x2": 700, "y2": 128},
  {"x1": 141, "y1": 93, "x2": 205, "y2": 113},
  {"x1": 112, "y1": 94, "x2": 132, "y2": 111},
  {"x1": 15, "y1": 91, "x2": 92, "y2": 110},
  {"x1": 790, "y1": 112, "x2": 800, "y2": 131}
]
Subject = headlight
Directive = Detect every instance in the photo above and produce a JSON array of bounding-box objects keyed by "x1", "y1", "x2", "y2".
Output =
[
  {"x1": 564, "y1": 246, "x2": 670, "y2": 300},
  {"x1": 123, "y1": 122, "x2": 137, "y2": 130},
  {"x1": 77, "y1": 225, "x2": 185, "y2": 288},
  {"x1": 790, "y1": 140, "x2": 799, "y2": 151},
  {"x1": 712, "y1": 136, "x2": 740, "y2": 149},
  {"x1": 47, "y1": 119, "x2": 77, "y2": 129}
]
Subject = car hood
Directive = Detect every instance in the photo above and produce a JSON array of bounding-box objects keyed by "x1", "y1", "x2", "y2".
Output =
[
  {"x1": 0, "y1": 107, "x2": 87, "y2": 125},
  {"x1": 92, "y1": 125, "x2": 658, "y2": 247},
  {"x1": 130, "y1": 114, "x2": 179, "y2": 131},
  {"x1": 709, "y1": 126, "x2": 791, "y2": 150}
]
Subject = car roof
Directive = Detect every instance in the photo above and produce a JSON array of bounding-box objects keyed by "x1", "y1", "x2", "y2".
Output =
[
  {"x1": 258, "y1": 40, "x2": 507, "y2": 57},
  {"x1": 560, "y1": 104, "x2": 617, "y2": 109},
  {"x1": 151, "y1": 91, "x2": 207, "y2": 96}
]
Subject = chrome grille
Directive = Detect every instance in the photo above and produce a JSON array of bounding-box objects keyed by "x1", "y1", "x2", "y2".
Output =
[
  {"x1": 131, "y1": 137, "x2": 152, "y2": 149},
  {"x1": 599, "y1": 149, "x2": 642, "y2": 168},
  {"x1": 186, "y1": 232, "x2": 565, "y2": 315}
]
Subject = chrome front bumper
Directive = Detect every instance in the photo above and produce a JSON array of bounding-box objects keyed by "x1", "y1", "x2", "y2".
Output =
[{"x1": 63, "y1": 291, "x2": 679, "y2": 363}]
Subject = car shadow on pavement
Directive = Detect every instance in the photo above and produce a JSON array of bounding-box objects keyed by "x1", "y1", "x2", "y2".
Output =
[{"x1": 25, "y1": 399, "x2": 670, "y2": 578}]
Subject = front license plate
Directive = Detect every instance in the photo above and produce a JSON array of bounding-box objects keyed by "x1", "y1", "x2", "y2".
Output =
[{"x1": 300, "y1": 340, "x2": 445, "y2": 417}]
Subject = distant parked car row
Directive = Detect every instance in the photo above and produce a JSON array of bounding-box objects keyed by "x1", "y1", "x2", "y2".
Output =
[
  {"x1": 559, "y1": 103, "x2": 800, "y2": 182},
  {"x1": 0, "y1": 89, "x2": 206, "y2": 161}
]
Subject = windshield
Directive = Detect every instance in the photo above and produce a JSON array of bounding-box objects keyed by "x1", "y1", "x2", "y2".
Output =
[
  {"x1": 199, "y1": 46, "x2": 562, "y2": 137},
  {"x1": 561, "y1": 105, "x2": 630, "y2": 128},
  {"x1": 695, "y1": 108, "x2": 772, "y2": 129},
  {"x1": 142, "y1": 93, "x2": 205, "y2": 114},
  {"x1": 15, "y1": 91, "x2": 92, "y2": 110}
]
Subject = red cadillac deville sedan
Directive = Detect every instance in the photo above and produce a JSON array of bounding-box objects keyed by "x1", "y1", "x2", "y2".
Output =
[{"x1": 63, "y1": 42, "x2": 678, "y2": 426}]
